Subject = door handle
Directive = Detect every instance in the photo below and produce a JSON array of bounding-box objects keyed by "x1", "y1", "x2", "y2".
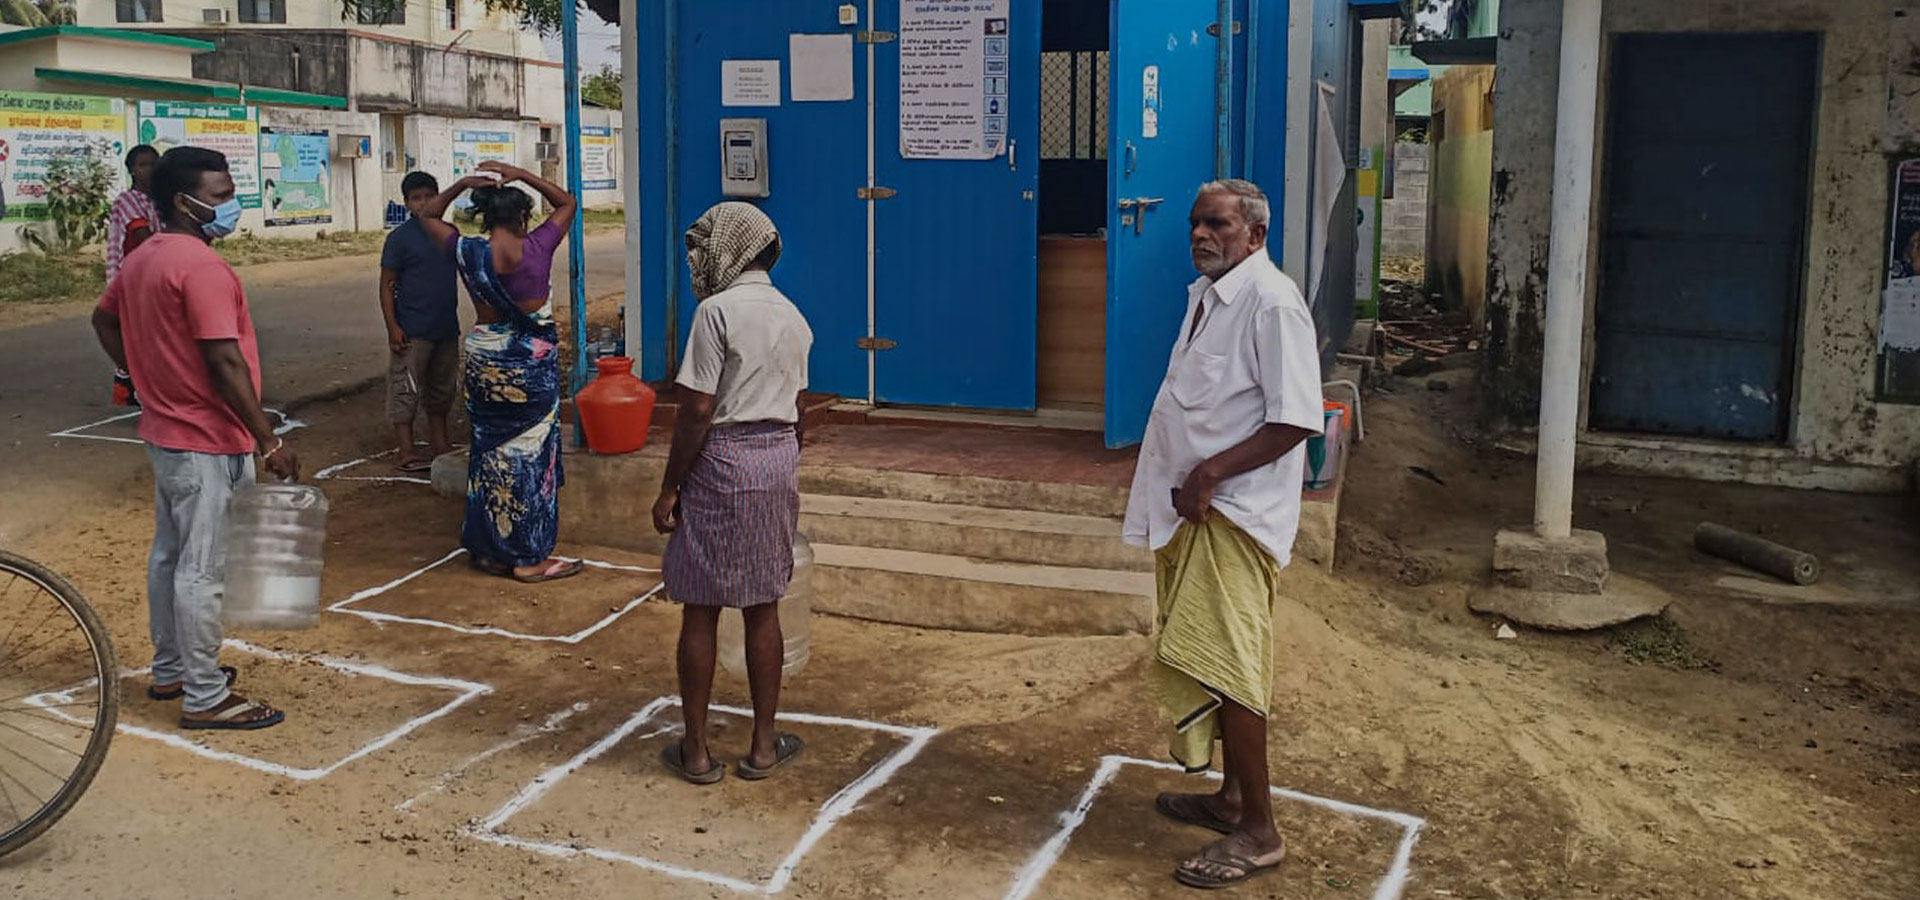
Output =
[
  {"x1": 1008, "y1": 138, "x2": 1017, "y2": 171},
  {"x1": 1125, "y1": 141, "x2": 1137, "y2": 177},
  {"x1": 1117, "y1": 197, "x2": 1165, "y2": 235}
]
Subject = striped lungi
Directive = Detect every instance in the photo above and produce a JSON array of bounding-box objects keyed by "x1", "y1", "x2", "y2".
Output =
[{"x1": 662, "y1": 422, "x2": 800, "y2": 608}]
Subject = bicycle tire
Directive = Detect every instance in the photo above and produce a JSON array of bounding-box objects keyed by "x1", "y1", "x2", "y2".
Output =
[{"x1": 0, "y1": 549, "x2": 119, "y2": 858}]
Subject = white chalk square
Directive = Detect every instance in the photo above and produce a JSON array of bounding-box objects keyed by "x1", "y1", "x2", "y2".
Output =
[
  {"x1": 25, "y1": 639, "x2": 489, "y2": 782},
  {"x1": 467, "y1": 696, "x2": 939, "y2": 895},
  {"x1": 51, "y1": 407, "x2": 303, "y2": 446},
  {"x1": 327, "y1": 548, "x2": 661, "y2": 643},
  {"x1": 1002, "y1": 755, "x2": 1426, "y2": 900}
]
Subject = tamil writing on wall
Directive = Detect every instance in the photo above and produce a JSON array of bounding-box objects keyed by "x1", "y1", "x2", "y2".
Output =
[
  {"x1": 0, "y1": 90, "x2": 126, "y2": 222},
  {"x1": 138, "y1": 101, "x2": 262, "y2": 209},
  {"x1": 899, "y1": 0, "x2": 1012, "y2": 160}
]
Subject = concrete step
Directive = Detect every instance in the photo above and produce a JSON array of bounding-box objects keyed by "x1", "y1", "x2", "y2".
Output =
[
  {"x1": 809, "y1": 544, "x2": 1154, "y2": 637},
  {"x1": 800, "y1": 495, "x2": 1150, "y2": 572}
]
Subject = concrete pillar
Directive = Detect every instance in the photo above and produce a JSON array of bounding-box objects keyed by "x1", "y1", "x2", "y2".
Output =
[
  {"x1": 1479, "y1": 0, "x2": 1631, "y2": 627},
  {"x1": 619, "y1": 0, "x2": 643, "y2": 363},
  {"x1": 1534, "y1": 0, "x2": 1602, "y2": 539}
]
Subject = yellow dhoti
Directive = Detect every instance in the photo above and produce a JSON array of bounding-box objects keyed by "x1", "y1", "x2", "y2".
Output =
[{"x1": 1150, "y1": 514, "x2": 1281, "y2": 772}]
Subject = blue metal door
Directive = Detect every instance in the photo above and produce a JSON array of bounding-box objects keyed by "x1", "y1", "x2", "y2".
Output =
[
  {"x1": 872, "y1": 1, "x2": 1041, "y2": 409},
  {"x1": 659, "y1": 1, "x2": 871, "y2": 398},
  {"x1": 1590, "y1": 33, "x2": 1818, "y2": 442},
  {"x1": 1104, "y1": 0, "x2": 1228, "y2": 447}
]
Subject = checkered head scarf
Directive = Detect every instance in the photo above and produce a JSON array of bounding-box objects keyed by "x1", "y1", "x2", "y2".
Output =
[{"x1": 685, "y1": 201, "x2": 782, "y2": 300}]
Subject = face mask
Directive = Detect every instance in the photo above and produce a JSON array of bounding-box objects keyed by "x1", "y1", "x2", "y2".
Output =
[{"x1": 184, "y1": 194, "x2": 243, "y2": 239}]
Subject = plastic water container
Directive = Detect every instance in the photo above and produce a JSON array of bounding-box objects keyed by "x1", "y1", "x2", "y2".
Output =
[
  {"x1": 222, "y1": 482, "x2": 328, "y2": 630},
  {"x1": 719, "y1": 534, "x2": 814, "y2": 679}
]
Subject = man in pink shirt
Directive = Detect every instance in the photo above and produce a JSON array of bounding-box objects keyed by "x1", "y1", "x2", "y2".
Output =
[{"x1": 92, "y1": 146, "x2": 299, "y2": 731}]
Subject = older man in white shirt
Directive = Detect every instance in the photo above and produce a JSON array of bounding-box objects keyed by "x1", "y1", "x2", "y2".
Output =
[{"x1": 1121, "y1": 179, "x2": 1323, "y2": 890}]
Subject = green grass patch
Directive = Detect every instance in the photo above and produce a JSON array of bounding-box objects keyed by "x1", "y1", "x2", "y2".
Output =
[
  {"x1": 215, "y1": 231, "x2": 388, "y2": 268},
  {"x1": 581, "y1": 208, "x2": 624, "y2": 229},
  {"x1": 1610, "y1": 615, "x2": 1712, "y2": 670},
  {"x1": 0, "y1": 252, "x2": 105, "y2": 305}
]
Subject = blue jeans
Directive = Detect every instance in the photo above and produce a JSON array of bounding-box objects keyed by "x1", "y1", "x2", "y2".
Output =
[{"x1": 145, "y1": 446, "x2": 255, "y2": 713}]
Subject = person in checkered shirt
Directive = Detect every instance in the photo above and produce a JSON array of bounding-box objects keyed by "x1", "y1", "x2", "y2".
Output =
[{"x1": 105, "y1": 144, "x2": 160, "y2": 408}]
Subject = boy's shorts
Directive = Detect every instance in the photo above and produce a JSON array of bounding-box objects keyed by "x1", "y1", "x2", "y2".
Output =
[{"x1": 388, "y1": 339, "x2": 460, "y2": 425}]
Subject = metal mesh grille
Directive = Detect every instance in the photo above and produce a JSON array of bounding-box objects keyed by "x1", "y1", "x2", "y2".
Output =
[{"x1": 1041, "y1": 50, "x2": 1110, "y2": 160}]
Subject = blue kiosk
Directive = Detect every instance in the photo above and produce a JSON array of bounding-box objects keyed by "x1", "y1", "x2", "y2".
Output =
[{"x1": 593, "y1": 0, "x2": 1388, "y2": 447}]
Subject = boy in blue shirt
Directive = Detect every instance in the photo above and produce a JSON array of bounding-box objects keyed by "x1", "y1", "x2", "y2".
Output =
[{"x1": 380, "y1": 172, "x2": 463, "y2": 472}]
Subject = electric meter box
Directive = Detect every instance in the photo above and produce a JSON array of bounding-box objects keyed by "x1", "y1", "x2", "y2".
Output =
[{"x1": 720, "y1": 118, "x2": 769, "y2": 198}]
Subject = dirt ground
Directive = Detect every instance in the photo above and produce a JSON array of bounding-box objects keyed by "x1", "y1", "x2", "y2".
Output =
[{"x1": 3, "y1": 365, "x2": 1918, "y2": 899}]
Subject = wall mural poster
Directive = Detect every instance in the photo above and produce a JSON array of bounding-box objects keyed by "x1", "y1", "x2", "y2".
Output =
[
  {"x1": 451, "y1": 129, "x2": 518, "y2": 210},
  {"x1": 138, "y1": 101, "x2": 262, "y2": 209},
  {"x1": 1877, "y1": 157, "x2": 1920, "y2": 403},
  {"x1": 261, "y1": 126, "x2": 332, "y2": 227},
  {"x1": 0, "y1": 90, "x2": 126, "y2": 222},
  {"x1": 899, "y1": 0, "x2": 1012, "y2": 160},
  {"x1": 580, "y1": 125, "x2": 616, "y2": 190}
]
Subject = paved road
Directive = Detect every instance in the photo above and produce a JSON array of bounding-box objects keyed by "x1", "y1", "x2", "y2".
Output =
[{"x1": 0, "y1": 230, "x2": 627, "y2": 543}]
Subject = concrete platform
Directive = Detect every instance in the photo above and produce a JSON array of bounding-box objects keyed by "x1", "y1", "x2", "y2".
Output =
[{"x1": 428, "y1": 416, "x2": 1350, "y2": 636}]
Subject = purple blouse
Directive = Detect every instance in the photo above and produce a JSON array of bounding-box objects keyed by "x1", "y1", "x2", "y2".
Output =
[{"x1": 446, "y1": 219, "x2": 564, "y2": 304}]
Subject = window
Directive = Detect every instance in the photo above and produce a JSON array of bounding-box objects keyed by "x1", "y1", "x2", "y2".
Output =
[
  {"x1": 236, "y1": 0, "x2": 284, "y2": 24},
  {"x1": 115, "y1": 0, "x2": 162, "y2": 22},
  {"x1": 380, "y1": 114, "x2": 407, "y2": 173},
  {"x1": 444, "y1": 0, "x2": 458, "y2": 30},
  {"x1": 1039, "y1": 50, "x2": 1108, "y2": 161},
  {"x1": 355, "y1": 1, "x2": 404, "y2": 24}
]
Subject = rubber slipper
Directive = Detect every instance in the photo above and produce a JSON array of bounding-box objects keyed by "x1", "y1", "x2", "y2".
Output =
[
  {"x1": 180, "y1": 698, "x2": 284, "y2": 731},
  {"x1": 513, "y1": 559, "x2": 584, "y2": 584},
  {"x1": 469, "y1": 556, "x2": 512, "y2": 577},
  {"x1": 1155, "y1": 792, "x2": 1238, "y2": 836},
  {"x1": 661, "y1": 740, "x2": 725, "y2": 785},
  {"x1": 395, "y1": 458, "x2": 434, "y2": 473},
  {"x1": 1172, "y1": 839, "x2": 1286, "y2": 890},
  {"x1": 148, "y1": 665, "x2": 237, "y2": 701},
  {"x1": 736, "y1": 733, "x2": 805, "y2": 781}
]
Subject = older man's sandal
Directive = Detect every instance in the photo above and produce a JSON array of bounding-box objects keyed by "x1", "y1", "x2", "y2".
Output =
[
  {"x1": 180, "y1": 697, "x2": 284, "y2": 731},
  {"x1": 1172, "y1": 838, "x2": 1286, "y2": 890}
]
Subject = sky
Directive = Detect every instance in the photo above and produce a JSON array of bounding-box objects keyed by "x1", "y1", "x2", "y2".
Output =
[{"x1": 540, "y1": 9, "x2": 623, "y2": 79}]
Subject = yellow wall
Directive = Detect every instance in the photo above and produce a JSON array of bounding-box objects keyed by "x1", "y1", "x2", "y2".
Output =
[{"x1": 1427, "y1": 64, "x2": 1495, "y2": 327}]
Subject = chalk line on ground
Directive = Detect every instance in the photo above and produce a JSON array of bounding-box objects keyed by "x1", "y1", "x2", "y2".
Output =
[
  {"x1": 1000, "y1": 755, "x2": 1426, "y2": 900},
  {"x1": 467, "y1": 696, "x2": 941, "y2": 895},
  {"x1": 25, "y1": 638, "x2": 491, "y2": 782},
  {"x1": 328, "y1": 547, "x2": 662, "y2": 643}
]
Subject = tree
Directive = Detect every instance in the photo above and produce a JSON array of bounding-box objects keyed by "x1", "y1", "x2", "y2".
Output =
[
  {"x1": 340, "y1": 0, "x2": 567, "y2": 33},
  {"x1": 581, "y1": 64, "x2": 620, "y2": 109},
  {"x1": 0, "y1": 0, "x2": 73, "y2": 26},
  {"x1": 20, "y1": 143, "x2": 116, "y2": 255}
]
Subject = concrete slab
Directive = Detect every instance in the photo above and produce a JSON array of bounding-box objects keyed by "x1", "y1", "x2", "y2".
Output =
[
  {"x1": 1470, "y1": 572, "x2": 1672, "y2": 631},
  {"x1": 801, "y1": 495, "x2": 1148, "y2": 571}
]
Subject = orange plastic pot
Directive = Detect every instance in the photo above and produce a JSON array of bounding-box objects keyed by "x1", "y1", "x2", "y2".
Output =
[{"x1": 576, "y1": 357, "x2": 655, "y2": 454}]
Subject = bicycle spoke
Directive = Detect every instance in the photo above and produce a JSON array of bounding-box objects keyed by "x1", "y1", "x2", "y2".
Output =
[
  {"x1": 0, "y1": 718, "x2": 85, "y2": 767},
  {"x1": 0, "y1": 618, "x2": 90, "y2": 680},
  {"x1": 0, "y1": 763, "x2": 23, "y2": 826},
  {"x1": 0, "y1": 732, "x2": 69, "y2": 786},
  {"x1": 0, "y1": 707, "x2": 96, "y2": 733},
  {"x1": 0, "y1": 759, "x2": 47, "y2": 814}
]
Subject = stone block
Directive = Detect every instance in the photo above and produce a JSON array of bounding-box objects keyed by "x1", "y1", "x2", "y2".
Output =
[{"x1": 1492, "y1": 527, "x2": 1609, "y2": 593}]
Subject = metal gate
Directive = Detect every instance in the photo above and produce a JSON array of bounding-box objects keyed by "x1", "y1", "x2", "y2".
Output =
[{"x1": 1590, "y1": 33, "x2": 1819, "y2": 442}]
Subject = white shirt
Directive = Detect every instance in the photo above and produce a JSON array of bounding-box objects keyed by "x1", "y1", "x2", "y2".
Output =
[
  {"x1": 675, "y1": 271, "x2": 814, "y2": 425},
  {"x1": 1122, "y1": 247, "x2": 1325, "y2": 565}
]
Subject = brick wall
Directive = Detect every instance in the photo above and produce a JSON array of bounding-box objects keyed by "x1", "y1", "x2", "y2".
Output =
[{"x1": 1383, "y1": 142, "x2": 1429, "y2": 258}]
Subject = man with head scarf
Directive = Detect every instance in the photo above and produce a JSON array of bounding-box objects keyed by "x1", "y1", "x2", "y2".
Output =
[{"x1": 652, "y1": 201, "x2": 814, "y2": 784}]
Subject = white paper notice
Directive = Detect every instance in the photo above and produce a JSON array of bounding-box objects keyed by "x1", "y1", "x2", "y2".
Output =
[
  {"x1": 899, "y1": 0, "x2": 1012, "y2": 159},
  {"x1": 1882, "y1": 281, "x2": 1920, "y2": 351},
  {"x1": 722, "y1": 60, "x2": 781, "y2": 107},
  {"x1": 791, "y1": 34, "x2": 854, "y2": 102}
]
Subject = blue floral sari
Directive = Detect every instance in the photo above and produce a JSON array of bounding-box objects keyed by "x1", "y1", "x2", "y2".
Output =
[{"x1": 455, "y1": 236, "x2": 563, "y2": 568}]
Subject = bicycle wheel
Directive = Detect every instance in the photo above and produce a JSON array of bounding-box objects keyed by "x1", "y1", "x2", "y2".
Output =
[{"x1": 0, "y1": 550, "x2": 118, "y2": 857}]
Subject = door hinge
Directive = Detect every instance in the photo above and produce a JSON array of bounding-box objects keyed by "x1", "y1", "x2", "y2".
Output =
[
  {"x1": 857, "y1": 336, "x2": 898, "y2": 351},
  {"x1": 857, "y1": 186, "x2": 898, "y2": 201},
  {"x1": 857, "y1": 30, "x2": 896, "y2": 44},
  {"x1": 1206, "y1": 21, "x2": 1243, "y2": 36}
]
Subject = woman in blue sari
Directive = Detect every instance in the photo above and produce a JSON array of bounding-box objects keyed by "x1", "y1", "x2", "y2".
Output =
[{"x1": 418, "y1": 160, "x2": 582, "y2": 583}]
